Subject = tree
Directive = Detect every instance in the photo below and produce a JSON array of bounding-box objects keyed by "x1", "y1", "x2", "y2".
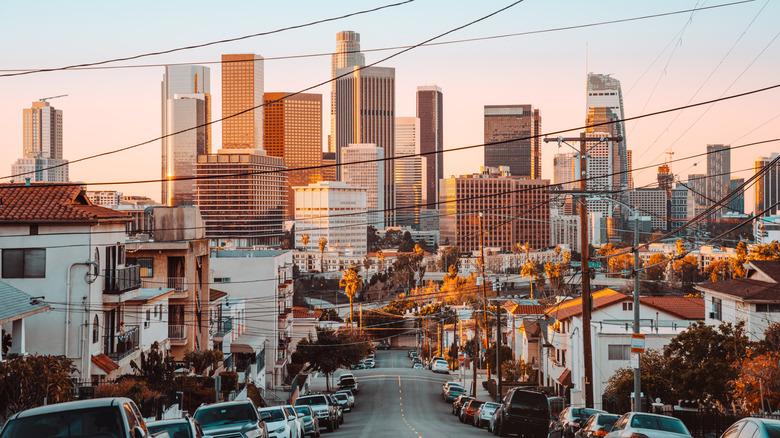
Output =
[
  {"x1": 280, "y1": 229, "x2": 294, "y2": 249},
  {"x1": 130, "y1": 341, "x2": 177, "y2": 394},
  {"x1": 437, "y1": 245, "x2": 460, "y2": 273},
  {"x1": 376, "y1": 249, "x2": 386, "y2": 273},
  {"x1": 604, "y1": 349, "x2": 673, "y2": 411},
  {"x1": 291, "y1": 329, "x2": 371, "y2": 392},
  {"x1": 521, "y1": 258, "x2": 540, "y2": 299},
  {"x1": 703, "y1": 260, "x2": 731, "y2": 282},
  {"x1": 671, "y1": 254, "x2": 701, "y2": 287},
  {"x1": 485, "y1": 344, "x2": 514, "y2": 377},
  {"x1": 544, "y1": 262, "x2": 564, "y2": 295},
  {"x1": 339, "y1": 266, "x2": 362, "y2": 328},
  {"x1": 643, "y1": 253, "x2": 667, "y2": 281},
  {"x1": 183, "y1": 349, "x2": 225, "y2": 376},
  {"x1": 731, "y1": 351, "x2": 780, "y2": 414},
  {"x1": 318, "y1": 308, "x2": 343, "y2": 322},
  {"x1": 732, "y1": 241, "x2": 748, "y2": 278},
  {"x1": 398, "y1": 231, "x2": 416, "y2": 252},
  {"x1": 367, "y1": 225, "x2": 379, "y2": 252},
  {"x1": 501, "y1": 359, "x2": 534, "y2": 383},
  {"x1": 362, "y1": 255, "x2": 372, "y2": 272},
  {"x1": 318, "y1": 237, "x2": 328, "y2": 271},
  {"x1": 301, "y1": 233, "x2": 310, "y2": 252},
  {"x1": 0, "y1": 355, "x2": 76, "y2": 418},
  {"x1": 750, "y1": 242, "x2": 780, "y2": 261}
]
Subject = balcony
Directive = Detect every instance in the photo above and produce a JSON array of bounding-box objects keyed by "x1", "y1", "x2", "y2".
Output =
[
  {"x1": 169, "y1": 324, "x2": 187, "y2": 345},
  {"x1": 214, "y1": 317, "x2": 233, "y2": 339},
  {"x1": 141, "y1": 277, "x2": 186, "y2": 293},
  {"x1": 104, "y1": 325, "x2": 140, "y2": 362},
  {"x1": 103, "y1": 265, "x2": 141, "y2": 294}
]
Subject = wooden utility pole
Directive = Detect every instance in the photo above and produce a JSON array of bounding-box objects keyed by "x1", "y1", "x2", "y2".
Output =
[
  {"x1": 479, "y1": 212, "x2": 491, "y2": 381},
  {"x1": 543, "y1": 133, "x2": 622, "y2": 408}
]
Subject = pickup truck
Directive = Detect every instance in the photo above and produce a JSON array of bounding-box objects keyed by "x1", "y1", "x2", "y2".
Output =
[{"x1": 0, "y1": 397, "x2": 168, "y2": 438}]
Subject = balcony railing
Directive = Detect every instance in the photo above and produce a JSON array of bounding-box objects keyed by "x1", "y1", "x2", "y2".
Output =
[
  {"x1": 215, "y1": 317, "x2": 233, "y2": 338},
  {"x1": 103, "y1": 265, "x2": 141, "y2": 294},
  {"x1": 104, "y1": 325, "x2": 140, "y2": 362},
  {"x1": 169, "y1": 324, "x2": 187, "y2": 340},
  {"x1": 141, "y1": 277, "x2": 186, "y2": 292}
]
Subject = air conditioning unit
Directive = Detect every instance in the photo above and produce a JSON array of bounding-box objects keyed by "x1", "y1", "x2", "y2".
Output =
[{"x1": 144, "y1": 321, "x2": 150, "y2": 329}]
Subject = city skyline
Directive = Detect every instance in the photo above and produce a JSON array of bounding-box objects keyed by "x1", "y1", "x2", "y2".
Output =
[{"x1": 1, "y1": 1, "x2": 778, "y2": 214}]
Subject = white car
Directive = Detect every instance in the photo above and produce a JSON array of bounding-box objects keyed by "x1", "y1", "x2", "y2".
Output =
[
  {"x1": 431, "y1": 359, "x2": 450, "y2": 373},
  {"x1": 258, "y1": 406, "x2": 298, "y2": 438},
  {"x1": 605, "y1": 412, "x2": 692, "y2": 438},
  {"x1": 282, "y1": 405, "x2": 305, "y2": 438}
]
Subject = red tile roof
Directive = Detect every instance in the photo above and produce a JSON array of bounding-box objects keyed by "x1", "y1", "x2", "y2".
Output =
[
  {"x1": 639, "y1": 296, "x2": 704, "y2": 320},
  {"x1": 548, "y1": 288, "x2": 628, "y2": 321},
  {"x1": 695, "y1": 278, "x2": 780, "y2": 302},
  {"x1": 293, "y1": 306, "x2": 322, "y2": 319},
  {"x1": 91, "y1": 353, "x2": 119, "y2": 374},
  {"x1": 0, "y1": 183, "x2": 130, "y2": 223},
  {"x1": 504, "y1": 302, "x2": 547, "y2": 315}
]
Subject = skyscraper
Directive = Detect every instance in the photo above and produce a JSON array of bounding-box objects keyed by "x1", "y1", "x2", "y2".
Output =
[
  {"x1": 335, "y1": 66, "x2": 395, "y2": 226},
  {"x1": 755, "y1": 153, "x2": 780, "y2": 217},
  {"x1": 416, "y1": 86, "x2": 443, "y2": 208},
  {"x1": 729, "y1": 178, "x2": 745, "y2": 214},
  {"x1": 553, "y1": 152, "x2": 576, "y2": 215},
  {"x1": 706, "y1": 144, "x2": 731, "y2": 218},
  {"x1": 264, "y1": 92, "x2": 323, "y2": 217},
  {"x1": 341, "y1": 143, "x2": 384, "y2": 229},
  {"x1": 222, "y1": 54, "x2": 264, "y2": 150},
  {"x1": 394, "y1": 117, "x2": 424, "y2": 228},
  {"x1": 587, "y1": 73, "x2": 627, "y2": 190},
  {"x1": 162, "y1": 65, "x2": 211, "y2": 206},
  {"x1": 12, "y1": 100, "x2": 69, "y2": 183},
  {"x1": 330, "y1": 31, "x2": 365, "y2": 154},
  {"x1": 483, "y1": 104, "x2": 541, "y2": 179}
]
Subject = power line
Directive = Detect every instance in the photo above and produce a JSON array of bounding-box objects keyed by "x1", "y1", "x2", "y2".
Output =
[{"x1": 0, "y1": 0, "x2": 416, "y2": 78}]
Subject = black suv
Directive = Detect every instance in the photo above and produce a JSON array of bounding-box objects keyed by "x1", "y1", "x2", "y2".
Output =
[{"x1": 494, "y1": 388, "x2": 550, "y2": 438}]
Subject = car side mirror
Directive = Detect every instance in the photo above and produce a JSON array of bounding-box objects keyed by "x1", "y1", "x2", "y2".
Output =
[
  {"x1": 288, "y1": 415, "x2": 296, "y2": 421},
  {"x1": 133, "y1": 426, "x2": 145, "y2": 438}
]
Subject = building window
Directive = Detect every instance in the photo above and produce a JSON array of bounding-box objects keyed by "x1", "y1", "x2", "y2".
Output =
[
  {"x1": 214, "y1": 277, "x2": 231, "y2": 283},
  {"x1": 712, "y1": 297, "x2": 722, "y2": 320},
  {"x1": 146, "y1": 309, "x2": 151, "y2": 321},
  {"x1": 623, "y1": 302, "x2": 633, "y2": 311},
  {"x1": 30, "y1": 224, "x2": 38, "y2": 235},
  {"x1": 608, "y1": 344, "x2": 630, "y2": 360},
  {"x1": 756, "y1": 303, "x2": 780, "y2": 313},
  {"x1": 2, "y1": 248, "x2": 46, "y2": 278},
  {"x1": 93, "y1": 315, "x2": 100, "y2": 343},
  {"x1": 127, "y1": 257, "x2": 153, "y2": 277}
]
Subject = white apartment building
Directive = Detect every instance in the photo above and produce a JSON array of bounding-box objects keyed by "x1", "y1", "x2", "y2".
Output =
[
  {"x1": 86, "y1": 190, "x2": 124, "y2": 206},
  {"x1": 295, "y1": 181, "x2": 368, "y2": 257},
  {"x1": 627, "y1": 188, "x2": 667, "y2": 231},
  {"x1": 550, "y1": 212, "x2": 580, "y2": 253},
  {"x1": 341, "y1": 143, "x2": 384, "y2": 229}
]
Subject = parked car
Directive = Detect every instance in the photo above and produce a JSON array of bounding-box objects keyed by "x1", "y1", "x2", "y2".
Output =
[
  {"x1": 0, "y1": 397, "x2": 167, "y2": 438},
  {"x1": 332, "y1": 393, "x2": 351, "y2": 412},
  {"x1": 549, "y1": 407, "x2": 607, "y2": 438},
  {"x1": 488, "y1": 405, "x2": 501, "y2": 433},
  {"x1": 350, "y1": 362, "x2": 366, "y2": 370},
  {"x1": 293, "y1": 406, "x2": 320, "y2": 438},
  {"x1": 442, "y1": 381, "x2": 463, "y2": 395},
  {"x1": 431, "y1": 359, "x2": 450, "y2": 373},
  {"x1": 452, "y1": 395, "x2": 474, "y2": 417},
  {"x1": 413, "y1": 363, "x2": 423, "y2": 370},
  {"x1": 474, "y1": 402, "x2": 500, "y2": 429},
  {"x1": 493, "y1": 387, "x2": 550, "y2": 438},
  {"x1": 362, "y1": 358, "x2": 375, "y2": 368},
  {"x1": 282, "y1": 405, "x2": 305, "y2": 438},
  {"x1": 461, "y1": 399, "x2": 485, "y2": 424},
  {"x1": 338, "y1": 376, "x2": 359, "y2": 393},
  {"x1": 294, "y1": 394, "x2": 339, "y2": 433},
  {"x1": 375, "y1": 342, "x2": 391, "y2": 350},
  {"x1": 720, "y1": 417, "x2": 780, "y2": 438},
  {"x1": 574, "y1": 413, "x2": 621, "y2": 438},
  {"x1": 335, "y1": 389, "x2": 355, "y2": 408},
  {"x1": 258, "y1": 406, "x2": 298, "y2": 438},
  {"x1": 443, "y1": 385, "x2": 467, "y2": 403},
  {"x1": 605, "y1": 412, "x2": 692, "y2": 438},
  {"x1": 428, "y1": 356, "x2": 446, "y2": 369},
  {"x1": 148, "y1": 416, "x2": 205, "y2": 438},
  {"x1": 194, "y1": 400, "x2": 266, "y2": 438}
]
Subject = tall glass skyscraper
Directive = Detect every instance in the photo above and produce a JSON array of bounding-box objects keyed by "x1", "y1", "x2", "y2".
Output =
[
  {"x1": 394, "y1": 117, "x2": 424, "y2": 228},
  {"x1": 330, "y1": 31, "x2": 365, "y2": 154},
  {"x1": 706, "y1": 144, "x2": 731, "y2": 219},
  {"x1": 222, "y1": 54, "x2": 264, "y2": 150},
  {"x1": 161, "y1": 65, "x2": 211, "y2": 206},
  {"x1": 587, "y1": 73, "x2": 627, "y2": 190},
  {"x1": 483, "y1": 104, "x2": 541, "y2": 179},
  {"x1": 416, "y1": 86, "x2": 443, "y2": 209},
  {"x1": 755, "y1": 153, "x2": 780, "y2": 217}
]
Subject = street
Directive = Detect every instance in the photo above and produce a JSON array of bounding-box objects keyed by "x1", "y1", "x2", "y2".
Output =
[{"x1": 311, "y1": 350, "x2": 491, "y2": 438}]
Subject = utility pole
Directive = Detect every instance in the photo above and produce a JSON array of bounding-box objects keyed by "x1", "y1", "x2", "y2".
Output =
[
  {"x1": 544, "y1": 133, "x2": 622, "y2": 408},
  {"x1": 479, "y1": 212, "x2": 491, "y2": 381},
  {"x1": 633, "y1": 211, "x2": 641, "y2": 412},
  {"x1": 496, "y1": 275, "x2": 502, "y2": 401}
]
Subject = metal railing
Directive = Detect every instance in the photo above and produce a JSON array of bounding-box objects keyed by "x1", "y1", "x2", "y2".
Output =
[
  {"x1": 141, "y1": 277, "x2": 186, "y2": 292},
  {"x1": 104, "y1": 325, "x2": 140, "y2": 361},
  {"x1": 215, "y1": 317, "x2": 233, "y2": 337},
  {"x1": 103, "y1": 265, "x2": 141, "y2": 294},
  {"x1": 169, "y1": 324, "x2": 187, "y2": 340}
]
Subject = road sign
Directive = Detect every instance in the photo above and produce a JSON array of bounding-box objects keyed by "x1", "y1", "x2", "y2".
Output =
[
  {"x1": 631, "y1": 334, "x2": 645, "y2": 354},
  {"x1": 458, "y1": 352, "x2": 465, "y2": 362},
  {"x1": 630, "y1": 353, "x2": 639, "y2": 370}
]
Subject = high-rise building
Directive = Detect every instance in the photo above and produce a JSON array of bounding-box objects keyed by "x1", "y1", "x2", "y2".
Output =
[
  {"x1": 627, "y1": 188, "x2": 667, "y2": 231},
  {"x1": 295, "y1": 181, "x2": 368, "y2": 256},
  {"x1": 584, "y1": 132, "x2": 620, "y2": 220},
  {"x1": 394, "y1": 117, "x2": 424, "y2": 229},
  {"x1": 670, "y1": 183, "x2": 695, "y2": 230},
  {"x1": 416, "y1": 86, "x2": 443, "y2": 207},
  {"x1": 321, "y1": 152, "x2": 337, "y2": 181},
  {"x1": 341, "y1": 144, "x2": 384, "y2": 229},
  {"x1": 86, "y1": 190, "x2": 124, "y2": 206},
  {"x1": 587, "y1": 73, "x2": 627, "y2": 190},
  {"x1": 162, "y1": 65, "x2": 211, "y2": 206},
  {"x1": 706, "y1": 144, "x2": 731, "y2": 218},
  {"x1": 335, "y1": 66, "x2": 395, "y2": 225},
  {"x1": 222, "y1": 54, "x2": 264, "y2": 150},
  {"x1": 11, "y1": 100, "x2": 69, "y2": 182},
  {"x1": 687, "y1": 173, "x2": 709, "y2": 221},
  {"x1": 729, "y1": 178, "x2": 745, "y2": 215},
  {"x1": 329, "y1": 31, "x2": 365, "y2": 154},
  {"x1": 196, "y1": 150, "x2": 287, "y2": 247},
  {"x1": 264, "y1": 92, "x2": 323, "y2": 217},
  {"x1": 440, "y1": 167, "x2": 550, "y2": 253},
  {"x1": 627, "y1": 149, "x2": 634, "y2": 190},
  {"x1": 755, "y1": 153, "x2": 780, "y2": 217},
  {"x1": 553, "y1": 153, "x2": 576, "y2": 190},
  {"x1": 483, "y1": 105, "x2": 541, "y2": 179}
]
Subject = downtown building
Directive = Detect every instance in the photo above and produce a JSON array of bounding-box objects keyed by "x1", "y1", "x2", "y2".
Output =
[
  {"x1": 627, "y1": 188, "x2": 668, "y2": 231},
  {"x1": 417, "y1": 86, "x2": 443, "y2": 211},
  {"x1": 334, "y1": 66, "x2": 395, "y2": 226},
  {"x1": 483, "y1": 104, "x2": 542, "y2": 179},
  {"x1": 707, "y1": 144, "x2": 731, "y2": 219},
  {"x1": 440, "y1": 167, "x2": 550, "y2": 253},
  {"x1": 11, "y1": 100, "x2": 69, "y2": 183},
  {"x1": 329, "y1": 31, "x2": 365, "y2": 154},
  {"x1": 264, "y1": 92, "x2": 323, "y2": 218},
  {"x1": 394, "y1": 116, "x2": 425, "y2": 229},
  {"x1": 161, "y1": 65, "x2": 211, "y2": 206},
  {"x1": 341, "y1": 143, "x2": 384, "y2": 229},
  {"x1": 755, "y1": 153, "x2": 780, "y2": 217},
  {"x1": 587, "y1": 73, "x2": 628, "y2": 190}
]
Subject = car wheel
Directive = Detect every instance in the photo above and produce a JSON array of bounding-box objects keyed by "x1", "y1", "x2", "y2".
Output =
[
  {"x1": 326, "y1": 419, "x2": 334, "y2": 433},
  {"x1": 339, "y1": 415, "x2": 344, "y2": 425},
  {"x1": 499, "y1": 420, "x2": 508, "y2": 437}
]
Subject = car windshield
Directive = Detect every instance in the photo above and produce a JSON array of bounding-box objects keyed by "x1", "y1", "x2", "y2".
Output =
[
  {"x1": 258, "y1": 409, "x2": 287, "y2": 423},
  {"x1": 630, "y1": 414, "x2": 688, "y2": 434},
  {"x1": 148, "y1": 421, "x2": 191, "y2": 437},
  {"x1": 340, "y1": 378, "x2": 356, "y2": 385},
  {"x1": 471, "y1": 401, "x2": 485, "y2": 409},
  {"x1": 295, "y1": 406, "x2": 313, "y2": 416},
  {"x1": 764, "y1": 424, "x2": 780, "y2": 437},
  {"x1": 573, "y1": 408, "x2": 603, "y2": 419},
  {"x1": 194, "y1": 404, "x2": 256, "y2": 427},
  {"x1": 597, "y1": 414, "x2": 620, "y2": 426},
  {"x1": 333, "y1": 394, "x2": 348, "y2": 401},
  {"x1": 0, "y1": 407, "x2": 123, "y2": 438},
  {"x1": 450, "y1": 387, "x2": 466, "y2": 393},
  {"x1": 483, "y1": 403, "x2": 500, "y2": 411},
  {"x1": 295, "y1": 396, "x2": 327, "y2": 406}
]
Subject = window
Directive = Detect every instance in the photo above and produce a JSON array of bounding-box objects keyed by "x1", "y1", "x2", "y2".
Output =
[
  {"x1": 608, "y1": 344, "x2": 630, "y2": 360},
  {"x1": 712, "y1": 297, "x2": 723, "y2": 320},
  {"x1": 756, "y1": 303, "x2": 780, "y2": 313},
  {"x1": 2, "y1": 248, "x2": 46, "y2": 278},
  {"x1": 127, "y1": 257, "x2": 153, "y2": 277},
  {"x1": 623, "y1": 302, "x2": 633, "y2": 311},
  {"x1": 146, "y1": 309, "x2": 151, "y2": 321},
  {"x1": 214, "y1": 277, "x2": 231, "y2": 283},
  {"x1": 93, "y1": 315, "x2": 100, "y2": 343}
]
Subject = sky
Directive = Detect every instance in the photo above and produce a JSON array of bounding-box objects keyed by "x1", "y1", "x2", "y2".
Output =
[{"x1": 1, "y1": 0, "x2": 779, "y2": 213}]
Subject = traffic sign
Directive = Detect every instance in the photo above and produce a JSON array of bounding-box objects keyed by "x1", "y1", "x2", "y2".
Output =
[
  {"x1": 631, "y1": 334, "x2": 645, "y2": 354},
  {"x1": 458, "y1": 352, "x2": 465, "y2": 362}
]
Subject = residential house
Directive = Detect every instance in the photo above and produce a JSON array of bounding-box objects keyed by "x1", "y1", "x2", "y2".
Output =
[
  {"x1": 503, "y1": 300, "x2": 547, "y2": 362},
  {"x1": 291, "y1": 306, "x2": 323, "y2": 348},
  {"x1": 0, "y1": 281, "x2": 51, "y2": 360}
]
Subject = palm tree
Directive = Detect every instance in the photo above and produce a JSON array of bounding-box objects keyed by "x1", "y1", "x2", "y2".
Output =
[
  {"x1": 340, "y1": 266, "x2": 362, "y2": 328},
  {"x1": 318, "y1": 237, "x2": 328, "y2": 272},
  {"x1": 301, "y1": 233, "x2": 310, "y2": 252},
  {"x1": 376, "y1": 249, "x2": 385, "y2": 272},
  {"x1": 521, "y1": 258, "x2": 540, "y2": 299}
]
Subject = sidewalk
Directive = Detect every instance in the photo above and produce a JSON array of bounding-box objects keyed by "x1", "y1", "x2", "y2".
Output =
[{"x1": 454, "y1": 367, "x2": 495, "y2": 402}]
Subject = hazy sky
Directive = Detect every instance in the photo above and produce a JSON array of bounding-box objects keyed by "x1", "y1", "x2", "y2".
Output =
[{"x1": 1, "y1": 0, "x2": 778, "y2": 213}]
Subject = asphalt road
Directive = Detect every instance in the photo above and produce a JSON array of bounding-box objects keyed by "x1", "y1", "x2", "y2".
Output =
[{"x1": 328, "y1": 350, "x2": 492, "y2": 438}]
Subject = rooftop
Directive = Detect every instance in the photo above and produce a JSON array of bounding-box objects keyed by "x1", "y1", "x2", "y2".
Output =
[
  {"x1": 0, "y1": 183, "x2": 130, "y2": 223},
  {"x1": 0, "y1": 281, "x2": 50, "y2": 325}
]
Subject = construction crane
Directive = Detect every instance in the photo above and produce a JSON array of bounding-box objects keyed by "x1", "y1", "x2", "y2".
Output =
[{"x1": 38, "y1": 94, "x2": 67, "y2": 102}]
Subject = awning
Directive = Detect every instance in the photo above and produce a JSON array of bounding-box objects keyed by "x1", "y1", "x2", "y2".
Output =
[
  {"x1": 92, "y1": 353, "x2": 119, "y2": 374},
  {"x1": 557, "y1": 368, "x2": 572, "y2": 387},
  {"x1": 231, "y1": 333, "x2": 266, "y2": 354}
]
